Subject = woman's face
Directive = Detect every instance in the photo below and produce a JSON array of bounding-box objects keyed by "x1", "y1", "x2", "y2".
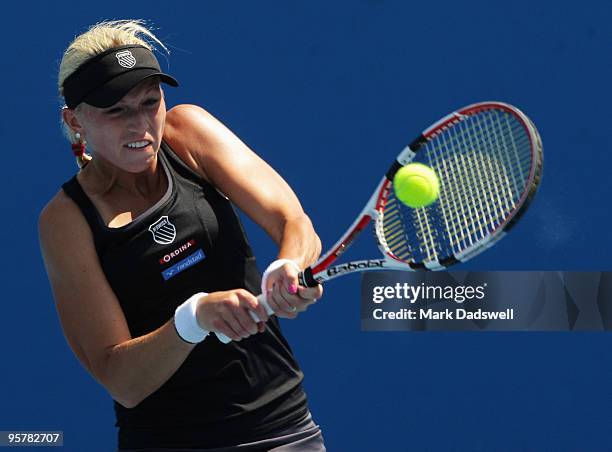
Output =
[{"x1": 69, "y1": 78, "x2": 167, "y2": 173}]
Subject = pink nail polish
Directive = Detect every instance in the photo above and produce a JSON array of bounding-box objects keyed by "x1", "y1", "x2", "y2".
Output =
[{"x1": 288, "y1": 283, "x2": 297, "y2": 294}]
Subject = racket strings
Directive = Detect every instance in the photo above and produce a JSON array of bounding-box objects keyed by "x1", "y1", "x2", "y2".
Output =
[
  {"x1": 435, "y1": 153, "x2": 513, "y2": 250},
  {"x1": 380, "y1": 108, "x2": 535, "y2": 264},
  {"x1": 382, "y1": 188, "x2": 448, "y2": 264},
  {"x1": 379, "y1": 195, "x2": 414, "y2": 261}
]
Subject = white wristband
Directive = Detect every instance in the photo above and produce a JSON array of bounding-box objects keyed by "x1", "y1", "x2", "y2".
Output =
[
  {"x1": 174, "y1": 292, "x2": 209, "y2": 344},
  {"x1": 261, "y1": 259, "x2": 301, "y2": 295}
]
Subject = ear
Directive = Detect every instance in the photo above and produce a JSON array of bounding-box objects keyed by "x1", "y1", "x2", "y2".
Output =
[{"x1": 62, "y1": 107, "x2": 85, "y2": 136}]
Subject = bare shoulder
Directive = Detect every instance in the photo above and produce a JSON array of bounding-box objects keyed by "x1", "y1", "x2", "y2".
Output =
[
  {"x1": 163, "y1": 104, "x2": 221, "y2": 182},
  {"x1": 39, "y1": 189, "x2": 89, "y2": 247},
  {"x1": 165, "y1": 103, "x2": 216, "y2": 130},
  {"x1": 38, "y1": 189, "x2": 100, "y2": 297},
  {"x1": 164, "y1": 104, "x2": 262, "y2": 184}
]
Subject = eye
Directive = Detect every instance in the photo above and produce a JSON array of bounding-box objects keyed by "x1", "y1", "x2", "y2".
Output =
[
  {"x1": 106, "y1": 107, "x2": 124, "y2": 115},
  {"x1": 144, "y1": 97, "x2": 160, "y2": 106}
]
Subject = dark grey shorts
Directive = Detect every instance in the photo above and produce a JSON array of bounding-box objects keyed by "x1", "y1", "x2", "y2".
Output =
[{"x1": 118, "y1": 411, "x2": 326, "y2": 452}]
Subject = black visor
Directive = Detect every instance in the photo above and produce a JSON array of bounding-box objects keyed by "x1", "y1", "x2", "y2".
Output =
[{"x1": 62, "y1": 45, "x2": 178, "y2": 109}]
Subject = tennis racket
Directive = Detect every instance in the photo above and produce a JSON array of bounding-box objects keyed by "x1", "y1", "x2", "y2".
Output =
[{"x1": 216, "y1": 101, "x2": 543, "y2": 343}]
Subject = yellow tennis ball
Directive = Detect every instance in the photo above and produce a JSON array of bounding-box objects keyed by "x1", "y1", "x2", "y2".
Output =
[{"x1": 393, "y1": 163, "x2": 440, "y2": 208}]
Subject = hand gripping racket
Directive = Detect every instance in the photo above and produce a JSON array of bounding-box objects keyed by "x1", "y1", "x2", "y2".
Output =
[{"x1": 216, "y1": 101, "x2": 543, "y2": 343}]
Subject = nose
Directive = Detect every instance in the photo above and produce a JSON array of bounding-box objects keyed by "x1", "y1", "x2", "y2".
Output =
[{"x1": 125, "y1": 109, "x2": 149, "y2": 133}]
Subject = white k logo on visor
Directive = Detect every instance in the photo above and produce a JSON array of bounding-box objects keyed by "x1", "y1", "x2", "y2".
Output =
[
  {"x1": 116, "y1": 50, "x2": 137, "y2": 68},
  {"x1": 148, "y1": 216, "x2": 176, "y2": 245}
]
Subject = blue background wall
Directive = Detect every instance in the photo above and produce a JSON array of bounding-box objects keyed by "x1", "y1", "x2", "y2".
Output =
[{"x1": 1, "y1": 1, "x2": 611, "y2": 450}]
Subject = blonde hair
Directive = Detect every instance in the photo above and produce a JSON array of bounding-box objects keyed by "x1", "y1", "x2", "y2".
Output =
[{"x1": 58, "y1": 19, "x2": 169, "y2": 168}]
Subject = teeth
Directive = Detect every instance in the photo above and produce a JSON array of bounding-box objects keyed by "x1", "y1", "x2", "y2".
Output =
[{"x1": 127, "y1": 140, "x2": 150, "y2": 148}]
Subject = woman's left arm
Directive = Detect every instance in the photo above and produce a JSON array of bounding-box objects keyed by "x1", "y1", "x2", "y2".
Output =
[{"x1": 164, "y1": 104, "x2": 323, "y2": 317}]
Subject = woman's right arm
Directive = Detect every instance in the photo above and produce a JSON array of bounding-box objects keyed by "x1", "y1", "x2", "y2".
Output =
[{"x1": 38, "y1": 193, "x2": 266, "y2": 408}]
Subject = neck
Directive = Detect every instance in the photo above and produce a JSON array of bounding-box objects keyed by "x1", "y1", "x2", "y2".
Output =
[{"x1": 79, "y1": 154, "x2": 164, "y2": 198}]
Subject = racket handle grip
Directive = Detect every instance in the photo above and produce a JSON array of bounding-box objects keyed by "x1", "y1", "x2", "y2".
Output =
[
  {"x1": 298, "y1": 268, "x2": 318, "y2": 287},
  {"x1": 215, "y1": 293, "x2": 274, "y2": 344},
  {"x1": 216, "y1": 269, "x2": 317, "y2": 343}
]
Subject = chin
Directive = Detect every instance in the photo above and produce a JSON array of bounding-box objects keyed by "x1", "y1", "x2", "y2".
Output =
[{"x1": 125, "y1": 146, "x2": 159, "y2": 172}]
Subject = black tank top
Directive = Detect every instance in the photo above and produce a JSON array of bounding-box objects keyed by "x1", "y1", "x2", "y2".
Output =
[{"x1": 61, "y1": 142, "x2": 307, "y2": 449}]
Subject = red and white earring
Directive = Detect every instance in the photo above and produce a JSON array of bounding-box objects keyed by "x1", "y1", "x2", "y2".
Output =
[{"x1": 71, "y1": 132, "x2": 85, "y2": 158}]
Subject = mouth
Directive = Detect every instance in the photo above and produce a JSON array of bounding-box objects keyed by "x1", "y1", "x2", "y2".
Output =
[{"x1": 125, "y1": 140, "x2": 153, "y2": 150}]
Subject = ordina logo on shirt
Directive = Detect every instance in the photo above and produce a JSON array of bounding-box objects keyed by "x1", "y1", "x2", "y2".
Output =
[{"x1": 159, "y1": 239, "x2": 197, "y2": 264}]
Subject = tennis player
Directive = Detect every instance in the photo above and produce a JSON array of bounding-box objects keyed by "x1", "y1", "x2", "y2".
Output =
[{"x1": 39, "y1": 20, "x2": 326, "y2": 451}]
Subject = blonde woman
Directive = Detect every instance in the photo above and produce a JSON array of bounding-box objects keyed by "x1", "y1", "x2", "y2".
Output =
[{"x1": 39, "y1": 20, "x2": 326, "y2": 451}]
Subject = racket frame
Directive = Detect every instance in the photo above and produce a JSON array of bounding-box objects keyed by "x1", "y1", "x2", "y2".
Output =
[{"x1": 300, "y1": 101, "x2": 543, "y2": 287}]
